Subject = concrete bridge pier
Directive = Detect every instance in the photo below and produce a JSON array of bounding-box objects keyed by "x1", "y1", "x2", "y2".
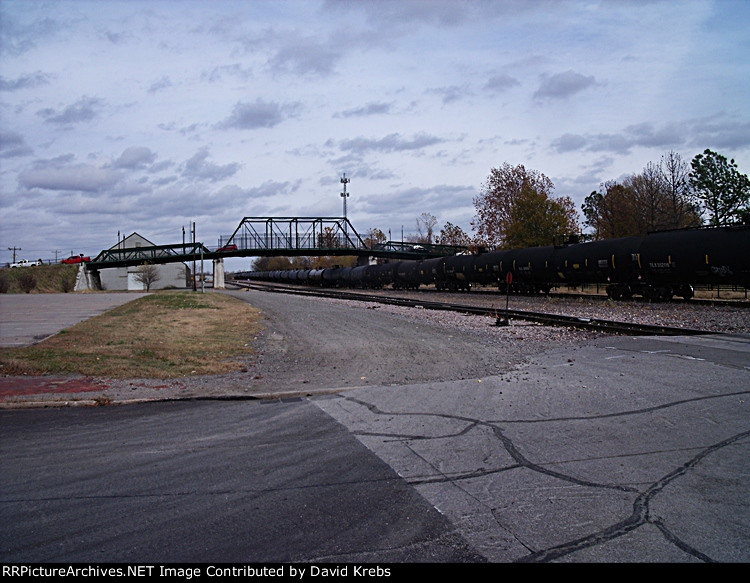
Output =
[
  {"x1": 213, "y1": 258, "x2": 225, "y2": 289},
  {"x1": 74, "y1": 264, "x2": 102, "y2": 291}
]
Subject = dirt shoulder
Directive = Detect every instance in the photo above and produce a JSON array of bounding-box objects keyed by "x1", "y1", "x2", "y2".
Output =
[{"x1": 0, "y1": 288, "x2": 604, "y2": 408}]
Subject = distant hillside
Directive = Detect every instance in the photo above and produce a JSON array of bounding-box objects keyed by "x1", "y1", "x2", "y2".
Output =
[{"x1": 0, "y1": 264, "x2": 79, "y2": 294}]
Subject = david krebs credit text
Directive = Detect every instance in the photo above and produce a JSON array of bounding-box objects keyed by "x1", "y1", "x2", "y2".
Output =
[{"x1": 2, "y1": 564, "x2": 393, "y2": 579}]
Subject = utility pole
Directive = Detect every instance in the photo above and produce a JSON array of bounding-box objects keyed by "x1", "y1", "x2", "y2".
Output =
[
  {"x1": 8, "y1": 247, "x2": 21, "y2": 263},
  {"x1": 340, "y1": 173, "x2": 350, "y2": 241},
  {"x1": 52, "y1": 250, "x2": 61, "y2": 263},
  {"x1": 192, "y1": 222, "x2": 197, "y2": 291}
]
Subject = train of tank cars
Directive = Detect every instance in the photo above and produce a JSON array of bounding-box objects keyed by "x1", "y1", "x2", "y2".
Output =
[{"x1": 239, "y1": 224, "x2": 750, "y2": 302}]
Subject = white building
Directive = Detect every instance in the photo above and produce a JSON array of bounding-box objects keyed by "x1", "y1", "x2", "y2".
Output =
[{"x1": 98, "y1": 233, "x2": 191, "y2": 291}]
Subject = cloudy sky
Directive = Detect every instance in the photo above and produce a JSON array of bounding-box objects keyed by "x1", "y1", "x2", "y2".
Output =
[{"x1": 2, "y1": 0, "x2": 749, "y2": 268}]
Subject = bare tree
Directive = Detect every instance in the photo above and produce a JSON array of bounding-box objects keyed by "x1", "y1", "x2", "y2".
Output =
[
  {"x1": 626, "y1": 162, "x2": 667, "y2": 233},
  {"x1": 415, "y1": 213, "x2": 437, "y2": 244},
  {"x1": 660, "y1": 150, "x2": 702, "y2": 229},
  {"x1": 134, "y1": 263, "x2": 160, "y2": 291}
]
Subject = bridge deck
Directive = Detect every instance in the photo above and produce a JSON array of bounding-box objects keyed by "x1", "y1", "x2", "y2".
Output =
[{"x1": 88, "y1": 217, "x2": 468, "y2": 269}]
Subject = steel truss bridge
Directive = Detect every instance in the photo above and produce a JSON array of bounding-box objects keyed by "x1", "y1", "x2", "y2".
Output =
[{"x1": 88, "y1": 217, "x2": 468, "y2": 270}]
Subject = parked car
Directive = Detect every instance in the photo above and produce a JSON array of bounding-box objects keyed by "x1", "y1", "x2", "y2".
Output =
[
  {"x1": 11, "y1": 259, "x2": 41, "y2": 268},
  {"x1": 61, "y1": 255, "x2": 91, "y2": 264},
  {"x1": 218, "y1": 244, "x2": 238, "y2": 251}
]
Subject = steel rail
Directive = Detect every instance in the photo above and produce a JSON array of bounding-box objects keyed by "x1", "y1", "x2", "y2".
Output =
[{"x1": 229, "y1": 281, "x2": 715, "y2": 337}]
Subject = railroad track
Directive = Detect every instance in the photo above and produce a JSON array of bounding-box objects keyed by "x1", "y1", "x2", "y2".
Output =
[
  {"x1": 334, "y1": 284, "x2": 748, "y2": 308},
  {"x1": 229, "y1": 281, "x2": 715, "y2": 337}
]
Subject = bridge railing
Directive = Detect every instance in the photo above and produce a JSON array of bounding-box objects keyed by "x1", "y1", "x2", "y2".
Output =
[
  {"x1": 91, "y1": 242, "x2": 211, "y2": 267},
  {"x1": 218, "y1": 217, "x2": 369, "y2": 253}
]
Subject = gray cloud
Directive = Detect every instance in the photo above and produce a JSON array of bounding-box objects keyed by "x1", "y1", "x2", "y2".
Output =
[
  {"x1": 338, "y1": 133, "x2": 446, "y2": 154},
  {"x1": 268, "y1": 36, "x2": 344, "y2": 76},
  {"x1": 552, "y1": 132, "x2": 638, "y2": 155},
  {"x1": 551, "y1": 122, "x2": 688, "y2": 155},
  {"x1": 113, "y1": 147, "x2": 158, "y2": 169},
  {"x1": 624, "y1": 122, "x2": 684, "y2": 148},
  {"x1": 105, "y1": 31, "x2": 129, "y2": 45},
  {"x1": 534, "y1": 70, "x2": 596, "y2": 100},
  {"x1": 427, "y1": 85, "x2": 470, "y2": 105},
  {"x1": 148, "y1": 159, "x2": 175, "y2": 174},
  {"x1": 484, "y1": 73, "x2": 520, "y2": 93},
  {"x1": 335, "y1": 102, "x2": 393, "y2": 118},
  {"x1": 0, "y1": 131, "x2": 34, "y2": 158},
  {"x1": 0, "y1": 15, "x2": 63, "y2": 56},
  {"x1": 0, "y1": 71, "x2": 53, "y2": 91},
  {"x1": 18, "y1": 156, "x2": 123, "y2": 193},
  {"x1": 550, "y1": 133, "x2": 589, "y2": 153},
  {"x1": 148, "y1": 76, "x2": 172, "y2": 94},
  {"x1": 217, "y1": 99, "x2": 297, "y2": 130},
  {"x1": 181, "y1": 148, "x2": 241, "y2": 183},
  {"x1": 201, "y1": 64, "x2": 254, "y2": 83},
  {"x1": 551, "y1": 112, "x2": 750, "y2": 158},
  {"x1": 687, "y1": 115, "x2": 750, "y2": 150},
  {"x1": 215, "y1": 180, "x2": 300, "y2": 201},
  {"x1": 324, "y1": 0, "x2": 506, "y2": 29},
  {"x1": 37, "y1": 96, "x2": 104, "y2": 125}
]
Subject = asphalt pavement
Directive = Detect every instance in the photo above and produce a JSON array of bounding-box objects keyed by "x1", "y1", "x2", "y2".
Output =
[
  {"x1": 314, "y1": 333, "x2": 750, "y2": 562},
  {"x1": 0, "y1": 291, "x2": 748, "y2": 563},
  {"x1": 0, "y1": 292, "x2": 147, "y2": 347},
  {"x1": 0, "y1": 399, "x2": 482, "y2": 563}
]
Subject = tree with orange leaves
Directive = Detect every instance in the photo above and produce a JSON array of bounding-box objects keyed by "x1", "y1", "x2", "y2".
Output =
[{"x1": 472, "y1": 163, "x2": 579, "y2": 249}]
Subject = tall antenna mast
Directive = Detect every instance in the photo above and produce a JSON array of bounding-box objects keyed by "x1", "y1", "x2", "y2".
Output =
[{"x1": 340, "y1": 173, "x2": 350, "y2": 239}]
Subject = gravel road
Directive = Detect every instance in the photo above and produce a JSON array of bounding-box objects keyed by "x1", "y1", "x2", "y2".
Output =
[
  {"x1": 90, "y1": 287, "x2": 604, "y2": 403},
  {"x1": 212, "y1": 288, "x2": 604, "y2": 394}
]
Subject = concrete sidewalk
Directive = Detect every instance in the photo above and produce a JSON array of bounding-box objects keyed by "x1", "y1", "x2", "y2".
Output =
[{"x1": 0, "y1": 293, "x2": 148, "y2": 348}]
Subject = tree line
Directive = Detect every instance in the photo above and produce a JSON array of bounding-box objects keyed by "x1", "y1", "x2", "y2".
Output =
[
  {"x1": 252, "y1": 148, "x2": 749, "y2": 269},
  {"x1": 581, "y1": 149, "x2": 749, "y2": 240},
  {"x1": 386, "y1": 148, "x2": 749, "y2": 253},
  {"x1": 473, "y1": 148, "x2": 749, "y2": 249}
]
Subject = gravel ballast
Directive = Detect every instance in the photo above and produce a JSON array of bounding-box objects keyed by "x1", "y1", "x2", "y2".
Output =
[{"x1": 326, "y1": 286, "x2": 750, "y2": 334}]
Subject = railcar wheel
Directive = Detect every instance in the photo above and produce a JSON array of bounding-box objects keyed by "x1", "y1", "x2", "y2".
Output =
[
  {"x1": 606, "y1": 284, "x2": 622, "y2": 300},
  {"x1": 678, "y1": 284, "x2": 694, "y2": 300},
  {"x1": 643, "y1": 286, "x2": 673, "y2": 302}
]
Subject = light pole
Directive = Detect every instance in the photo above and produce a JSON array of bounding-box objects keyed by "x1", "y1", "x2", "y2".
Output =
[{"x1": 340, "y1": 173, "x2": 350, "y2": 241}]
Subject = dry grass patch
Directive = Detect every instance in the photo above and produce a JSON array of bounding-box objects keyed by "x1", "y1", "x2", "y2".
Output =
[
  {"x1": 0, "y1": 264, "x2": 78, "y2": 294},
  {"x1": 0, "y1": 291, "x2": 262, "y2": 378}
]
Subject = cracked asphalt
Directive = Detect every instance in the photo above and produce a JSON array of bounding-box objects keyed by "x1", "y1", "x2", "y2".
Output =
[
  {"x1": 314, "y1": 336, "x2": 750, "y2": 562},
  {"x1": 1, "y1": 290, "x2": 748, "y2": 562}
]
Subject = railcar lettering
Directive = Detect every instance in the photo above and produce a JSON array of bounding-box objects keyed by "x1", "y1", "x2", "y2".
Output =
[{"x1": 711, "y1": 265, "x2": 734, "y2": 276}]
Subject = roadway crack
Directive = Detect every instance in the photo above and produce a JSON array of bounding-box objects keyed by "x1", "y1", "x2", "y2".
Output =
[{"x1": 337, "y1": 393, "x2": 750, "y2": 562}]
